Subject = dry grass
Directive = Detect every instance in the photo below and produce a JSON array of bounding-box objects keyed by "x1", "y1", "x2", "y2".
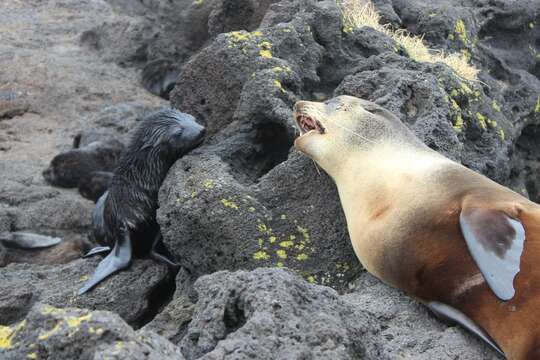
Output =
[{"x1": 338, "y1": 0, "x2": 479, "y2": 81}]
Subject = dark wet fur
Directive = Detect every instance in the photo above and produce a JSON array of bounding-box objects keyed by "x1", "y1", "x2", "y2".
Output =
[
  {"x1": 78, "y1": 171, "x2": 113, "y2": 202},
  {"x1": 43, "y1": 140, "x2": 124, "y2": 188},
  {"x1": 94, "y1": 109, "x2": 205, "y2": 255}
]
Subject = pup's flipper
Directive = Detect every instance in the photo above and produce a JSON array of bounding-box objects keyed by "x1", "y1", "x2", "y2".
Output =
[
  {"x1": 82, "y1": 246, "x2": 111, "y2": 258},
  {"x1": 0, "y1": 232, "x2": 62, "y2": 249},
  {"x1": 460, "y1": 206, "x2": 526, "y2": 301},
  {"x1": 78, "y1": 224, "x2": 132, "y2": 295},
  {"x1": 149, "y1": 233, "x2": 179, "y2": 267}
]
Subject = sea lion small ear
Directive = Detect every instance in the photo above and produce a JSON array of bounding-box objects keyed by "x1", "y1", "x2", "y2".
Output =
[{"x1": 459, "y1": 207, "x2": 526, "y2": 301}]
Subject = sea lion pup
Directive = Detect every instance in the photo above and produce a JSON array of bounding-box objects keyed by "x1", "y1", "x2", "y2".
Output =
[
  {"x1": 0, "y1": 235, "x2": 90, "y2": 267},
  {"x1": 294, "y1": 95, "x2": 540, "y2": 360},
  {"x1": 79, "y1": 109, "x2": 206, "y2": 295},
  {"x1": 78, "y1": 171, "x2": 113, "y2": 202},
  {"x1": 43, "y1": 139, "x2": 124, "y2": 188}
]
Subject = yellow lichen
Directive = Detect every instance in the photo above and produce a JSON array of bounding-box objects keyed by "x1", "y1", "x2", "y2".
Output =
[
  {"x1": 296, "y1": 253, "x2": 309, "y2": 261},
  {"x1": 66, "y1": 314, "x2": 91, "y2": 328},
  {"x1": 258, "y1": 238, "x2": 264, "y2": 247},
  {"x1": 450, "y1": 89, "x2": 459, "y2": 97},
  {"x1": 454, "y1": 19, "x2": 468, "y2": 43},
  {"x1": 203, "y1": 179, "x2": 215, "y2": 189},
  {"x1": 280, "y1": 214, "x2": 287, "y2": 220},
  {"x1": 276, "y1": 249, "x2": 287, "y2": 259},
  {"x1": 535, "y1": 96, "x2": 540, "y2": 113},
  {"x1": 38, "y1": 323, "x2": 62, "y2": 341},
  {"x1": 450, "y1": 99, "x2": 460, "y2": 111},
  {"x1": 476, "y1": 112, "x2": 487, "y2": 130},
  {"x1": 269, "y1": 236, "x2": 277, "y2": 243},
  {"x1": 453, "y1": 113, "x2": 464, "y2": 132},
  {"x1": 259, "y1": 49, "x2": 273, "y2": 58},
  {"x1": 307, "y1": 275, "x2": 316, "y2": 284},
  {"x1": 273, "y1": 80, "x2": 286, "y2": 93},
  {"x1": 499, "y1": 129, "x2": 505, "y2": 141},
  {"x1": 0, "y1": 326, "x2": 14, "y2": 350},
  {"x1": 492, "y1": 100, "x2": 501, "y2": 112},
  {"x1": 27, "y1": 353, "x2": 37, "y2": 360},
  {"x1": 248, "y1": 206, "x2": 256, "y2": 212},
  {"x1": 279, "y1": 240, "x2": 294, "y2": 248},
  {"x1": 460, "y1": 82, "x2": 473, "y2": 94},
  {"x1": 253, "y1": 250, "x2": 270, "y2": 260},
  {"x1": 296, "y1": 226, "x2": 310, "y2": 241},
  {"x1": 221, "y1": 199, "x2": 239, "y2": 210},
  {"x1": 228, "y1": 31, "x2": 250, "y2": 43},
  {"x1": 276, "y1": 262, "x2": 284, "y2": 268},
  {"x1": 193, "y1": 0, "x2": 204, "y2": 5}
]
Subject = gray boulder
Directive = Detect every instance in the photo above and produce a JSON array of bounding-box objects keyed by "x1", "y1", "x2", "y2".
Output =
[
  {"x1": 0, "y1": 303, "x2": 184, "y2": 360},
  {"x1": 173, "y1": 267, "x2": 499, "y2": 359},
  {"x1": 0, "y1": 259, "x2": 171, "y2": 327}
]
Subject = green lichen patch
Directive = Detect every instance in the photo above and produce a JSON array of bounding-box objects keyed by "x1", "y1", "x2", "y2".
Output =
[
  {"x1": 454, "y1": 19, "x2": 468, "y2": 43},
  {"x1": 492, "y1": 100, "x2": 501, "y2": 112},
  {"x1": 221, "y1": 198, "x2": 239, "y2": 210}
]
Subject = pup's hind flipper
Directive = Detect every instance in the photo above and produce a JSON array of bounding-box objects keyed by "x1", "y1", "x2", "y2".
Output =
[
  {"x1": 78, "y1": 224, "x2": 132, "y2": 295},
  {"x1": 149, "y1": 233, "x2": 179, "y2": 268},
  {"x1": 82, "y1": 246, "x2": 111, "y2": 258},
  {"x1": 0, "y1": 232, "x2": 62, "y2": 249}
]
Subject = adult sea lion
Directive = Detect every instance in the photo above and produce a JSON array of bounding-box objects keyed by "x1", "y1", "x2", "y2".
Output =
[
  {"x1": 79, "y1": 108, "x2": 205, "y2": 295},
  {"x1": 293, "y1": 95, "x2": 540, "y2": 360}
]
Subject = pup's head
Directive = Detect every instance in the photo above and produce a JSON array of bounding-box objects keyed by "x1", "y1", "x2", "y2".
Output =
[
  {"x1": 293, "y1": 95, "x2": 411, "y2": 175},
  {"x1": 135, "y1": 109, "x2": 206, "y2": 159}
]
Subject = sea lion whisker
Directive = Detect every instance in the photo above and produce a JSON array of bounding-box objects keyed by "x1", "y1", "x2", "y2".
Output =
[
  {"x1": 312, "y1": 160, "x2": 322, "y2": 176},
  {"x1": 324, "y1": 117, "x2": 377, "y2": 144}
]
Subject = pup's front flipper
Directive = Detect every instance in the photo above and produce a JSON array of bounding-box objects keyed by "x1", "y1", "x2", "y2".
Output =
[
  {"x1": 82, "y1": 246, "x2": 111, "y2": 258},
  {"x1": 460, "y1": 204, "x2": 526, "y2": 301},
  {"x1": 0, "y1": 232, "x2": 62, "y2": 249},
  {"x1": 149, "y1": 233, "x2": 179, "y2": 267},
  {"x1": 78, "y1": 224, "x2": 132, "y2": 295}
]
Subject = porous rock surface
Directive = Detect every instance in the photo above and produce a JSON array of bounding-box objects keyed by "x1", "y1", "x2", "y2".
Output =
[
  {"x1": 0, "y1": 0, "x2": 538, "y2": 358},
  {"x1": 0, "y1": 303, "x2": 184, "y2": 360}
]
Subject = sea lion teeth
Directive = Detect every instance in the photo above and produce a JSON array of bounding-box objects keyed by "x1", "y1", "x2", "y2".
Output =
[{"x1": 295, "y1": 114, "x2": 324, "y2": 135}]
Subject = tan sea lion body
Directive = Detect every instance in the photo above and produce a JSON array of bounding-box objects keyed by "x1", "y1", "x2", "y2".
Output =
[{"x1": 294, "y1": 95, "x2": 540, "y2": 360}]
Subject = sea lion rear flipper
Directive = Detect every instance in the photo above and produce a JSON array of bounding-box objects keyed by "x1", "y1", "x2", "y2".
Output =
[
  {"x1": 459, "y1": 206, "x2": 525, "y2": 301},
  {"x1": 82, "y1": 246, "x2": 111, "y2": 258},
  {"x1": 0, "y1": 232, "x2": 62, "y2": 249},
  {"x1": 78, "y1": 224, "x2": 132, "y2": 295},
  {"x1": 427, "y1": 302, "x2": 504, "y2": 355}
]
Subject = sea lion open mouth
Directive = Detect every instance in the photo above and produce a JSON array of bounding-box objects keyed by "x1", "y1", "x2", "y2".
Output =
[{"x1": 295, "y1": 114, "x2": 326, "y2": 135}]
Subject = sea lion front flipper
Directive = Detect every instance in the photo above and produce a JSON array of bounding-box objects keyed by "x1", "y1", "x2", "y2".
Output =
[
  {"x1": 78, "y1": 224, "x2": 132, "y2": 295},
  {"x1": 427, "y1": 302, "x2": 504, "y2": 355},
  {"x1": 82, "y1": 246, "x2": 111, "y2": 258},
  {"x1": 0, "y1": 232, "x2": 62, "y2": 249},
  {"x1": 459, "y1": 206, "x2": 526, "y2": 301}
]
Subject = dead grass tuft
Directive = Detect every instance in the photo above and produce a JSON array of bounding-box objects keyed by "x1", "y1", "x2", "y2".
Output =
[{"x1": 338, "y1": 0, "x2": 479, "y2": 81}]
